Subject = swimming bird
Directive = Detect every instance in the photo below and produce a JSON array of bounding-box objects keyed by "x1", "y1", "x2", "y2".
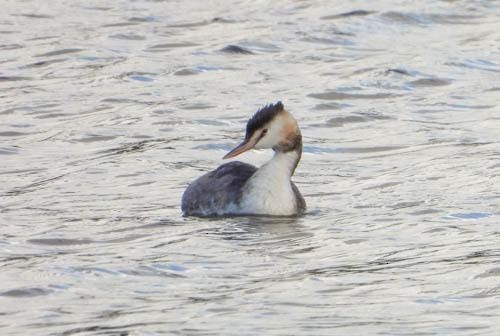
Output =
[{"x1": 181, "y1": 101, "x2": 306, "y2": 217}]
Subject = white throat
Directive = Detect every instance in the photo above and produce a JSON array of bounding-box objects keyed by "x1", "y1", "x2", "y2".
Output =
[
  {"x1": 261, "y1": 150, "x2": 299, "y2": 178},
  {"x1": 239, "y1": 150, "x2": 300, "y2": 215}
]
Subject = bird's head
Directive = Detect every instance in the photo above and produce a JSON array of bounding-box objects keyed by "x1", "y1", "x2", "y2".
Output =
[{"x1": 223, "y1": 101, "x2": 301, "y2": 159}]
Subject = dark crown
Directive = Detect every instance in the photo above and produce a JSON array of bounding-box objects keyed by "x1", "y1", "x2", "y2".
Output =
[{"x1": 245, "y1": 101, "x2": 284, "y2": 139}]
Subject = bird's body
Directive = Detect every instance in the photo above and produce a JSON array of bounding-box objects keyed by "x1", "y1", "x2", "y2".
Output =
[{"x1": 181, "y1": 102, "x2": 305, "y2": 217}]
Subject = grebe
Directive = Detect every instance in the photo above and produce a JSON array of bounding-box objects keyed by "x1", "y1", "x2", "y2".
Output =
[{"x1": 181, "y1": 101, "x2": 305, "y2": 217}]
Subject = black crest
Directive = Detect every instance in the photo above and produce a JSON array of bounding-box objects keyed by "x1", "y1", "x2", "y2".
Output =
[{"x1": 245, "y1": 101, "x2": 284, "y2": 139}]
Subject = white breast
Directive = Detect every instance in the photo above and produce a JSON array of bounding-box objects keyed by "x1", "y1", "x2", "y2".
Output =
[{"x1": 238, "y1": 151, "x2": 299, "y2": 215}]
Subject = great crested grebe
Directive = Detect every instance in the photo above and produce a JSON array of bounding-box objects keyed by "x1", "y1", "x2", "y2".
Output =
[{"x1": 181, "y1": 101, "x2": 305, "y2": 217}]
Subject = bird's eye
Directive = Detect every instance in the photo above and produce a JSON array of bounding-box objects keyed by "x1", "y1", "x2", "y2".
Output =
[{"x1": 262, "y1": 129, "x2": 268, "y2": 136}]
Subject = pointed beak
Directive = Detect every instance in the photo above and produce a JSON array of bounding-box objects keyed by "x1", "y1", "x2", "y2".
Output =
[{"x1": 223, "y1": 139, "x2": 255, "y2": 159}]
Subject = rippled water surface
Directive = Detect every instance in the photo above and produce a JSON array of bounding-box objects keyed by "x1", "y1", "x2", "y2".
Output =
[{"x1": 1, "y1": 0, "x2": 500, "y2": 335}]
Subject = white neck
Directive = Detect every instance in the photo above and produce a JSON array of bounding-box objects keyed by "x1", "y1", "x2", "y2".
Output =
[
  {"x1": 261, "y1": 150, "x2": 300, "y2": 179},
  {"x1": 239, "y1": 150, "x2": 301, "y2": 215}
]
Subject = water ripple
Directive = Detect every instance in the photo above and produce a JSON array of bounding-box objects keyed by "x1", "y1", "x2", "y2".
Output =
[{"x1": 2, "y1": 1, "x2": 499, "y2": 335}]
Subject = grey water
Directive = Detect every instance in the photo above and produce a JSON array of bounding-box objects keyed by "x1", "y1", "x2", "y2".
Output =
[{"x1": 1, "y1": 0, "x2": 500, "y2": 335}]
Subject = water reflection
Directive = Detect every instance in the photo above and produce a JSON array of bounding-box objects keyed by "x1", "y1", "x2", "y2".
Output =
[{"x1": 1, "y1": 0, "x2": 500, "y2": 335}]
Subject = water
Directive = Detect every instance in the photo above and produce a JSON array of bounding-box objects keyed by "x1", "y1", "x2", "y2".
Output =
[{"x1": 1, "y1": 0, "x2": 499, "y2": 335}]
